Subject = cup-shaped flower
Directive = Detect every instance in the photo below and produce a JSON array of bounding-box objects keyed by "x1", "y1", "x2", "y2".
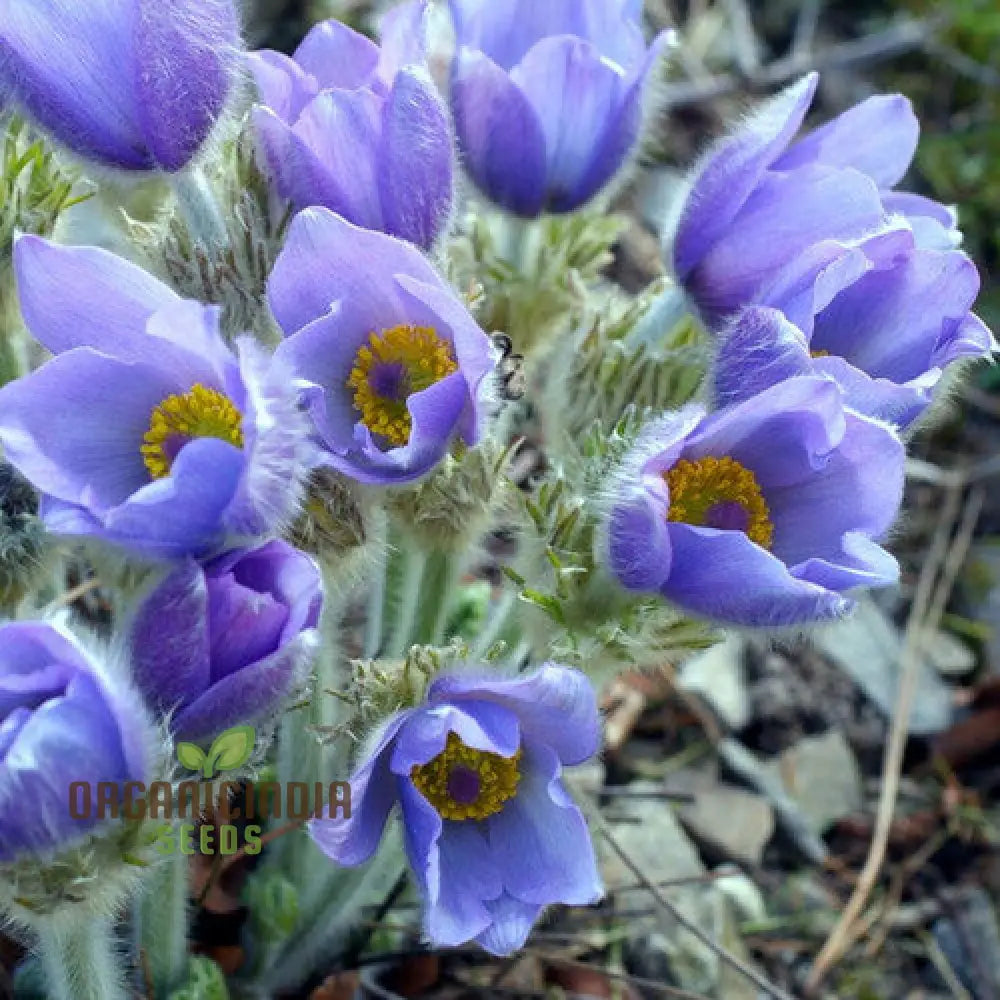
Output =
[
  {"x1": 605, "y1": 376, "x2": 904, "y2": 627},
  {"x1": 668, "y1": 72, "x2": 992, "y2": 348},
  {"x1": 248, "y1": 4, "x2": 453, "y2": 250},
  {"x1": 448, "y1": 0, "x2": 669, "y2": 216},
  {"x1": 128, "y1": 540, "x2": 322, "y2": 742},
  {"x1": 715, "y1": 293, "x2": 993, "y2": 430},
  {"x1": 0, "y1": 622, "x2": 152, "y2": 861},
  {"x1": 311, "y1": 664, "x2": 602, "y2": 954},
  {"x1": 0, "y1": 237, "x2": 311, "y2": 560},
  {"x1": 0, "y1": 0, "x2": 240, "y2": 173},
  {"x1": 269, "y1": 207, "x2": 496, "y2": 486}
]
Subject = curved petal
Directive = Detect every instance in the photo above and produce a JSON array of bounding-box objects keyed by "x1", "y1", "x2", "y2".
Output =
[
  {"x1": 663, "y1": 523, "x2": 851, "y2": 626},
  {"x1": 713, "y1": 307, "x2": 813, "y2": 408},
  {"x1": 309, "y1": 711, "x2": 411, "y2": 866},
  {"x1": 129, "y1": 560, "x2": 211, "y2": 716},
  {"x1": 400, "y1": 781, "x2": 502, "y2": 945},
  {"x1": 813, "y1": 354, "x2": 934, "y2": 428},
  {"x1": 767, "y1": 409, "x2": 904, "y2": 567},
  {"x1": 684, "y1": 377, "x2": 845, "y2": 491},
  {"x1": 288, "y1": 88, "x2": 386, "y2": 230},
  {"x1": 811, "y1": 248, "x2": 982, "y2": 382},
  {"x1": 672, "y1": 73, "x2": 818, "y2": 281},
  {"x1": 0, "y1": 348, "x2": 179, "y2": 512},
  {"x1": 293, "y1": 18, "x2": 379, "y2": 91},
  {"x1": 476, "y1": 895, "x2": 544, "y2": 956},
  {"x1": 102, "y1": 437, "x2": 245, "y2": 559},
  {"x1": 486, "y1": 742, "x2": 602, "y2": 905},
  {"x1": 268, "y1": 207, "x2": 442, "y2": 335},
  {"x1": 689, "y1": 163, "x2": 886, "y2": 322},
  {"x1": 0, "y1": 0, "x2": 147, "y2": 169},
  {"x1": 247, "y1": 50, "x2": 318, "y2": 122},
  {"x1": 427, "y1": 665, "x2": 601, "y2": 765},
  {"x1": 14, "y1": 236, "x2": 180, "y2": 357},
  {"x1": 791, "y1": 530, "x2": 899, "y2": 593},
  {"x1": 170, "y1": 631, "x2": 315, "y2": 741},
  {"x1": 606, "y1": 484, "x2": 673, "y2": 592},
  {"x1": 936, "y1": 312, "x2": 996, "y2": 367},
  {"x1": 774, "y1": 94, "x2": 918, "y2": 188},
  {"x1": 511, "y1": 36, "x2": 631, "y2": 211},
  {"x1": 389, "y1": 700, "x2": 521, "y2": 773},
  {"x1": 133, "y1": 0, "x2": 238, "y2": 171},
  {"x1": 377, "y1": 0, "x2": 430, "y2": 83},
  {"x1": 378, "y1": 67, "x2": 454, "y2": 249},
  {"x1": 450, "y1": 48, "x2": 548, "y2": 217},
  {"x1": 449, "y1": 0, "x2": 646, "y2": 71}
]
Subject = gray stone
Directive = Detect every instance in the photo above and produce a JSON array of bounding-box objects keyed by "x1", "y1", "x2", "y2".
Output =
[
  {"x1": 678, "y1": 634, "x2": 750, "y2": 729},
  {"x1": 812, "y1": 595, "x2": 954, "y2": 734},
  {"x1": 762, "y1": 730, "x2": 863, "y2": 834}
]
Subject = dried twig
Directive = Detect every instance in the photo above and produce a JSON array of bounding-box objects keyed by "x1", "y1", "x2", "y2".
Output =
[
  {"x1": 805, "y1": 481, "x2": 970, "y2": 992},
  {"x1": 592, "y1": 811, "x2": 797, "y2": 1000}
]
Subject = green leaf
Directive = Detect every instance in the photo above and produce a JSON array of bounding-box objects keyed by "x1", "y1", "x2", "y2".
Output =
[
  {"x1": 175, "y1": 742, "x2": 206, "y2": 772},
  {"x1": 204, "y1": 725, "x2": 255, "y2": 777}
]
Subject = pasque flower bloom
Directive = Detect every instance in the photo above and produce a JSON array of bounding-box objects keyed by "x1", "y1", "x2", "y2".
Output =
[
  {"x1": 0, "y1": 0, "x2": 240, "y2": 172},
  {"x1": 448, "y1": 0, "x2": 669, "y2": 216},
  {"x1": 310, "y1": 664, "x2": 602, "y2": 955},
  {"x1": 0, "y1": 622, "x2": 151, "y2": 861},
  {"x1": 0, "y1": 237, "x2": 310, "y2": 559},
  {"x1": 248, "y1": 3, "x2": 452, "y2": 250},
  {"x1": 715, "y1": 291, "x2": 993, "y2": 429},
  {"x1": 128, "y1": 540, "x2": 322, "y2": 742},
  {"x1": 669, "y1": 72, "x2": 993, "y2": 349},
  {"x1": 606, "y1": 376, "x2": 904, "y2": 627},
  {"x1": 270, "y1": 207, "x2": 496, "y2": 485}
]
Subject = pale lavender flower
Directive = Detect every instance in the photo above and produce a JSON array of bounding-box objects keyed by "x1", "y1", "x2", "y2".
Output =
[
  {"x1": 0, "y1": 0, "x2": 240, "y2": 172},
  {"x1": 311, "y1": 664, "x2": 602, "y2": 955},
  {"x1": 448, "y1": 0, "x2": 669, "y2": 216},
  {"x1": 606, "y1": 376, "x2": 903, "y2": 627},
  {"x1": 248, "y1": 3, "x2": 453, "y2": 249}
]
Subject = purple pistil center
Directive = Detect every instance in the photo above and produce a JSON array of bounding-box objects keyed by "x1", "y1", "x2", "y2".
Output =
[
  {"x1": 368, "y1": 362, "x2": 409, "y2": 401},
  {"x1": 446, "y1": 765, "x2": 481, "y2": 805},
  {"x1": 704, "y1": 500, "x2": 750, "y2": 532}
]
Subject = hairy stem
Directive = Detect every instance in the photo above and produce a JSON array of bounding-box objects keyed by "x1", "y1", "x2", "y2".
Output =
[
  {"x1": 35, "y1": 911, "x2": 128, "y2": 1000},
  {"x1": 171, "y1": 167, "x2": 228, "y2": 253},
  {"x1": 138, "y1": 849, "x2": 189, "y2": 996}
]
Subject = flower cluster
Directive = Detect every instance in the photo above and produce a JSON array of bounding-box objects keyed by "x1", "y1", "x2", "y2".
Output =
[{"x1": 0, "y1": 1, "x2": 991, "y2": 994}]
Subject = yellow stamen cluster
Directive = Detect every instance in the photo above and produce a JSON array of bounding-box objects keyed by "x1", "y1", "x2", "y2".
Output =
[
  {"x1": 810, "y1": 348, "x2": 831, "y2": 358},
  {"x1": 141, "y1": 384, "x2": 244, "y2": 480},
  {"x1": 347, "y1": 324, "x2": 458, "y2": 448},
  {"x1": 411, "y1": 731, "x2": 522, "y2": 822},
  {"x1": 665, "y1": 455, "x2": 774, "y2": 549}
]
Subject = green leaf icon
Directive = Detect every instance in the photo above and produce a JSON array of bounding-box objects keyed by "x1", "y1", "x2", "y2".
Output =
[
  {"x1": 176, "y1": 742, "x2": 207, "y2": 772},
  {"x1": 203, "y1": 725, "x2": 255, "y2": 778}
]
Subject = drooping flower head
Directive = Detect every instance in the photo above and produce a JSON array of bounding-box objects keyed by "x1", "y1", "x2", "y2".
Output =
[
  {"x1": 448, "y1": 0, "x2": 670, "y2": 216},
  {"x1": 605, "y1": 376, "x2": 904, "y2": 627},
  {"x1": 248, "y1": 3, "x2": 453, "y2": 250},
  {"x1": 270, "y1": 207, "x2": 496, "y2": 486},
  {"x1": 0, "y1": 237, "x2": 311, "y2": 559},
  {"x1": 0, "y1": 0, "x2": 240, "y2": 173},
  {"x1": 128, "y1": 540, "x2": 322, "y2": 742},
  {"x1": 715, "y1": 296, "x2": 993, "y2": 431},
  {"x1": 311, "y1": 664, "x2": 602, "y2": 955},
  {"x1": 0, "y1": 621, "x2": 152, "y2": 861},
  {"x1": 668, "y1": 73, "x2": 991, "y2": 338}
]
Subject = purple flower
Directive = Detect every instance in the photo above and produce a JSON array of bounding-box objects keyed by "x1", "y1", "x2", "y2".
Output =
[
  {"x1": 0, "y1": 0, "x2": 240, "y2": 172},
  {"x1": 0, "y1": 622, "x2": 151, "y2": 861},
  {"x1": 0, "y1": 237, "x2": 311, "y2": 559},
  {"x1": 128, "y1": 540, "x2": 322, "y2": 742},
  {"x1": 605, "y1": 376, "x2": 903, "y2": 627},
  {"x1": 248, "y1": 4, "x2": 453, "y2": 250},
  {"x1": 448, "y1": 0, "x2": 669, "y2": 216},
  {"x1": 269, "y1": 207, "x2": 496, "y2": 486},
  {"x1": 311, "y1": 664, "x2": 602, "y2": 955},
  {"x1": 669, "y1": 74, "x2": 991, "y2": 342},
  {"x1": 716, "y1": 288, "x2": 992, "y2": 429}
]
